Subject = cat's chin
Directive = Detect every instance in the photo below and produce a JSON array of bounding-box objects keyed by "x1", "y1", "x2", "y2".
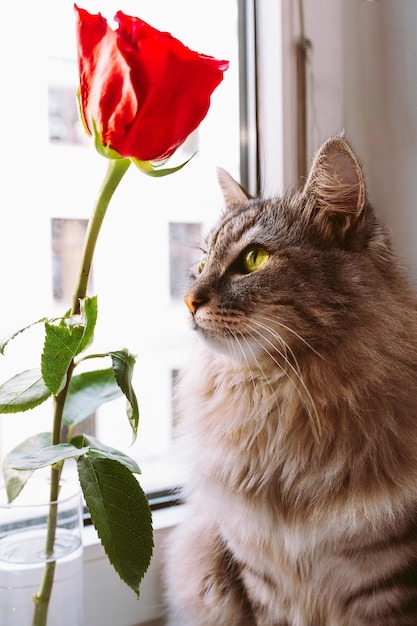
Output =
[
  {"x1": 196, "y1": 328, "x2": 263, "y2": 365},
  {"x1": 196, "y1": 328, "x2": 233, "y2": 356}
]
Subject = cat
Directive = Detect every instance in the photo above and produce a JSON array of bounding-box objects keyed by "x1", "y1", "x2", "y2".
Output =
[{"x1": 163, "y1": 136, "x2": 417, "y2": 625}]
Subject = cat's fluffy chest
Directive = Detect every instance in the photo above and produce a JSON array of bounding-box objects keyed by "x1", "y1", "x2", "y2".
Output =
[
  {"x1": 177, "y1": 341, "x2": 417, "y2": 526},
  {"x1": 177, "y1": 344, "x2": 292, "y2": 491}
]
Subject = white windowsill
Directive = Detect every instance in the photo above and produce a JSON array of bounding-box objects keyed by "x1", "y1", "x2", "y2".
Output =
[{"x1": 83, "y1": 505, "x2": 186, "y2": 626}]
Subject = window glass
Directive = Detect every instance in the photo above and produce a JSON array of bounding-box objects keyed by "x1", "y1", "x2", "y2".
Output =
[
  {"x1": 51, "y1": 218, "x2": 90, "y2": 302},
  {"x1": 169, "y1": 223, "x2": 203, "y2": 300},
  {"x1": 0, "y1": 0, "x2": 241, "y2": 494}
]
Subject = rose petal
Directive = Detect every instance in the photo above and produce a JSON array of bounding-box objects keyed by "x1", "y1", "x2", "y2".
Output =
[
  {"x1": 75, "y1": 5, "x2": 137, "y2": 148},
  {"x1": 75, "y1": 6, "x2": 228, "y2": 161}
]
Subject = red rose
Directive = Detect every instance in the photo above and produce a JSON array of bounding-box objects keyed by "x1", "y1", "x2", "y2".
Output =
[{"x1": 74, "y1": 5, "x2": 229, "y2": 162}]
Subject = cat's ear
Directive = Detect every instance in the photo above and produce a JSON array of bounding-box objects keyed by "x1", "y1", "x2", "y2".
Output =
[
  {"x1": 302, "y1": 136, "x2": 366, "y2": 241},
  {"x1": 217, "y1": 167, "x2": 251, "y2": 209}
]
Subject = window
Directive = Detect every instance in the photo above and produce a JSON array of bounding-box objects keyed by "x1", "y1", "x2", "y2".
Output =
[
  {"x1": 169, "y1": 223, "x2": 202, "y2": 300},
  {"x1": 48, "y1": 86, "x2": 85, "y2": 145},
  {"x1": 0, "y1": 0, "x2": 244, "y2": 496},
  {"x1": 52, "y1": 218, "x2": 89, "y2": 302}
]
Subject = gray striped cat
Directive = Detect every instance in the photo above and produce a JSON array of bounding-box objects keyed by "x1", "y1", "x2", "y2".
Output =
[{"x1": 164, "y1": 137, "x2": 417, "y2": 625}]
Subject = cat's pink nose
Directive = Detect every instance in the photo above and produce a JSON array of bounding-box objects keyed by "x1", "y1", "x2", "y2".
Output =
[{"x1": 184, "y1": 294, "x2": 203, "y2": 314}]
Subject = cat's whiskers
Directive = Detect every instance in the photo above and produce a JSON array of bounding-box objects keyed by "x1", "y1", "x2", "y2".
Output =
[
  {"x1": 224, "y1": 322, "x2": 258, "y2": 396},
  {"x1": 221, "y1": 318, "x2": 283, "y2": 422},
  {"x1": 234, "y1": 329, "x2": 282, "y2": 419},
  {"x1": 255, "y1": 313, "x2": 324, "y2": 360},
  {"x1": 249, "y1": 318, "x2": 301, "y2": 373},
  {"x1": 241, "y1": 320, "x2": 321, "y2": 437}
]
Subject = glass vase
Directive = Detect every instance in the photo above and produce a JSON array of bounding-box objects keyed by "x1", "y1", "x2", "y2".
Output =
[{"x1": 0, "y1": 475, "x2": 83, "y2": 626}]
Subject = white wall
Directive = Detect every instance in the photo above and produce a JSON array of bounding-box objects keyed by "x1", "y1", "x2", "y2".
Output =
[
  {"x1": 343, "y1": 0, "x2": 417, "y2": 278},
  {"x1": 279, "y1": 0, "x2": 417, "y2": 279},
  {"x1": 279, "y1": 0, "x2": 345, "y2": 188}
]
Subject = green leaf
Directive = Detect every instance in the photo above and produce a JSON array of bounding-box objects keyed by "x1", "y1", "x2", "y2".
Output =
[
  {"x1": 75, "y1": 296, "x2": 98, "y2": 355},
  {"x1": 0, "y1": 368, "x2": 51, "y2": 413},
  {"x1": 131, "y1": 153, "x2": 195, "y2": 177},
  {"x1": 63, "y1": 368, "x2": 123, "y2": 427},
  {"x1": 71, "y1": 434, "x2": 141, "y2": 474},
  {"x1": 6, "y1": 440, "x2": 89, "y2": 471},
  {"x1": 3, "y1": 433, "x2": 52, "y2": 502},
  {"x1": 41, "y1": 320, "x2": 85, "y2": 394},
  {"x1": 110, "y1": 350, "x2": 139, "y2": 442},
  {"x1": 0, "y1": 319, "x2": 46, "y2": 355},
  {"x1": 77, "y1": 456, "x2": 153, "y2": 596}
]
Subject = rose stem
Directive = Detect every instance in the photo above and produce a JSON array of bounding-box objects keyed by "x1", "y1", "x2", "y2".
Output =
[{"x1": 32, "y1": 158, "x2": 131, "y2": 626}]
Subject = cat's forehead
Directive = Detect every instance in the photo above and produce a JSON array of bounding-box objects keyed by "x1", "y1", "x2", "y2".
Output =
[
  {"x1": 206, "y1": 197, "x2": 290, "y2": 257},
  {"x1": 208, "y1": 200, "x2": 269, "y2": 248}
]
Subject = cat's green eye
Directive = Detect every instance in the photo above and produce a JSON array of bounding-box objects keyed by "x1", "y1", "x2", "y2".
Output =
[
  {"x1": 243, "y1": 246, "x2": 270, "y2": 273},
  {"x1": 199, "y1": 252, "x2": 208, "y2": 273}
]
